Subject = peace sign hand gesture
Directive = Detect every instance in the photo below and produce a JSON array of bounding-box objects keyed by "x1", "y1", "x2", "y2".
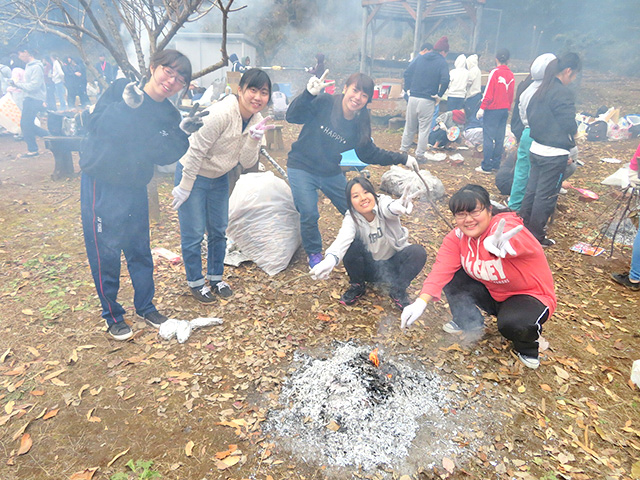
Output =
[
  {"x1": 483, "y1": 218, "x2": 523, "y2": 258},
  {"x1": 306, "y1": 69, "x2": 335, "y2": 96},
  {"x1": 249, "y1": 115, "x2": 276, "y2": 141},
  {"x1": 179, "y1": 103, "x2": 210, "y2": 134}
]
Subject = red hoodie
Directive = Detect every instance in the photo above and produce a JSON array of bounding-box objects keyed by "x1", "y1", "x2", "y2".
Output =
[
  {"x1": 420, "y1": 212, "x2": 556, "y2": 315},
  {"x1": 480, "y1": 64, "x2": 515, "y2": 111},
  {"x1": 630, "y1": 142, "x2": 640, "y2": 171}
]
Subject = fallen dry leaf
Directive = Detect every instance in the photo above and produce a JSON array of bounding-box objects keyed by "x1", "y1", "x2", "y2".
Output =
[
  {"x1": 51, "y1": 378, "x2": 69, "y2": 387},
  {"x1": 17, "y1": 433, "x2": 32, "y2": 455},
  {"x1": 30, "y1": 390, "x2": 45, "y2": 396},
  {"x1": 216, "y1": 455, "x2": 240, "y2": 470},
  {"x1": 442, "y1": 456, "x2": 455, "y2": 473},
  {"x1": 69, "y1": 467, "x2": 99, "y2": 479},
  {"x1": 43, "y1": 408, "x2": 59, "y2": 420},
  {"x1": 185, "y1": 440, "x2": 194, "y2": 457},
  {"x1": 326, "y1": 420, "x2": 340, "y2": 431},
  {"x1": 107, "y1": 448, "x2": 130, "y2": 467}
]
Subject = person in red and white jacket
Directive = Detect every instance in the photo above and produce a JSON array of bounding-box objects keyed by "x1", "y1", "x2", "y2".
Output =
[
  {"x1": 476, "y1": 49, "x2": 515, "y2": 173},
  {"x1": 401, "y1": 184, "x2": 556, "y2": 369},
  {"x1": 611, "y1": 143, "x2": 640, "y2": 290}
]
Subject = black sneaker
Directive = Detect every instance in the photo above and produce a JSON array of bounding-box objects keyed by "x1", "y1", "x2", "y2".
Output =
[
  {"x1": 107, "y1": 321, "x2": 133, "y2": 341},
  {"x1": 138, "y1": 310, "x2": 168, "y2": 329},
  {"x1": 389, "y1": 288, "x2": 411, "y2": 310},
  {"x1": 212, "y1": 280, "x2": 233, "y2": 298},
  {"x1": 190, "y1": 284, "x2": 216, "y2": 303},
  {"x1": 539, "y1": 237, "x2": 556, "y2": 247},
  {"x1": 611, "y1": 272, "x2": 640, "y2": 291},
  {"x1": 339, "y1": 283, "x2": 366, "y2": 306}
]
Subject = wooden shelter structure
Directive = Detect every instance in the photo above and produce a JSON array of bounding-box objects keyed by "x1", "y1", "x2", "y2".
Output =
[{"x1": 360, "y1": 0, "x2": 487, "y2": 74}]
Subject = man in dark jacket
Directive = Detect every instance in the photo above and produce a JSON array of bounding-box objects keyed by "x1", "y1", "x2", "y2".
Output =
[{"x1": 400, "y1": 36, "x2": 450, "y2": 162}]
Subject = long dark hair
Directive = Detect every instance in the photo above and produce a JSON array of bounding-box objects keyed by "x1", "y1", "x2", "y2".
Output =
[
  {"x1": 150, "y1": 49, "x2": 192, "y2": 87},
  {"x1": 345, "y1": 175, "x2": 378, "y2": 224},
  {"x1": 533, "y1": 52, "x2": 581, "y2": 101},
  {"x1": 331, "y1": 73, "x2": 374, "y2": 147}
]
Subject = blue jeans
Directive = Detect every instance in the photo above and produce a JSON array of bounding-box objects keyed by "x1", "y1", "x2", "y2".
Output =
[
  {"x1": 631, "y1": 229, "x2": 640, "y2": 282},
  {"x1": 175, "y1": 163, "x2": 229, "y2": 287},
  {"x1": 482, "y1": 108, "x2": 509, "y2": 171},
  {"x1": 54, "y1": 82, "x2": 67, "y2": 110},
  {"x1": 287, "y1": 167, "x2": 348, "y2": 255}
]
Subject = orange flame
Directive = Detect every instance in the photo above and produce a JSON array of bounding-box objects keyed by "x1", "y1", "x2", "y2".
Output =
[{"x1": 369, "y1": 348, "x2": 379, "y2": 367}]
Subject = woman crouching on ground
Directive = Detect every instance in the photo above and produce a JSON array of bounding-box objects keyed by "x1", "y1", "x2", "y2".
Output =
[
  {"x1": 400, "y1": 185, "x2": 556, "y2": 369},
  {"x1": 309, "y1": 176, "x2": 426, "y2": 309}
]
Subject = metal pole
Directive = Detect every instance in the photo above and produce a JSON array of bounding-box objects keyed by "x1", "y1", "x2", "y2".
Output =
[
  {"x1": 412, "y1": 0, "x2": 424, "y2": 59},
  {"x1": 360, "y1": 6, "x2": 368, "y2": 74},
  {"x1": 471, "y1": 4, "x2": 483, "y2": 52},
  {"x1": 493, "y1": 9, "x2": 502, "y2": 54}
]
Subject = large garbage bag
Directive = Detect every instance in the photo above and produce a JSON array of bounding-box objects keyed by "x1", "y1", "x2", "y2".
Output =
[
  {"x1": 227, "y1": 171, "x2": 301, "y2": 276},
  {"x1": 379, "y1": 165, "x2": 445, "y2": 202}
]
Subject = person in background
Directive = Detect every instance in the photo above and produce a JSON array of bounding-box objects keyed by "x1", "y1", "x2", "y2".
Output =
[
  {"x1": 401, "y1": 184, "x2": 556, "y2": 370},
  {"x1": 50, "y1": 54, "x2": 67, "y2": 110},
  {"x1": 94, "y1": 54, "x2": 115, "y2": 92},
  {"x1": 243, "y1": 56, "x2": 251, "y2": 69},
  {"x1": 428, "y1": 109, "x2": 465, "y2": 149},
  {"x1": 229, "y1": 53, "x2": 246, "y2": 73},
  {"x1": 519, "y1": 53, "x2": 581, "y2": 247},
  {"x1": 400, "y1": 36, "x2": 450, "y2": 162},
  {"x1": 286, "y1": 70, "x2": 419, "y2": 268},
  {"x1": 11, "y1": 47, "x2": 48, "y2": 157},
  {"x1": 508, "y1": 53, "x2": 556, "y2": 211},
  {"x1": 171, "y1": 69, "x2": 273, "y2": 303},
  {"x1": 611, "y1": 144, "x2": 640, "y2": 290},
  {"x1": 445, "y1": 54, "x2": 468, "y2": 111},
  {"x1": 0, "y1": 58, "x2": 12, "y2": 97},
  {"x1": 476, "y1": 48, "x2": 514, "y2": 174},
  {"x1": 464, "y1": 53, "x2": 482, "y2": 120},
  {"x1": 63, "y1": 56, "x2": 89, "y2": 107},
  {"x1": 309, "y1": 176, "x2": 426, "y2": 309},
  {"x1": 43, "y1": 56, "x2": 57, "y2": 111},
  {"x1": 80, "y1": 49, "x2": 192, "y2": 340},
  {"x1": 306, "y1": 53, "x2": 325, "y2": 76}
]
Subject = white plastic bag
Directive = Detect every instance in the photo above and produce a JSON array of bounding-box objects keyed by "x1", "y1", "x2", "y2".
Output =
[
  {"x1": 227, "y1": 171, "x2": 301, "y2": 276},
  {"x1": 601, "y1": 165, "x2": 631, "y2": 187},
  {"x1": 379, "y1": 165, "x2": 445, "y2": 202}
]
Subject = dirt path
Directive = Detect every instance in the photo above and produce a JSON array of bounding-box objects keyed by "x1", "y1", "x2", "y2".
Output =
[{"x1": 1, "y1": 73, "x2": 639, "y2": 480}]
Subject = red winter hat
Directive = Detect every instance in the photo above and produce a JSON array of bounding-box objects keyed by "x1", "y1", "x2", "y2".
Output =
[
  {"x1": 433, "y1": 36, "x2": 449, "y2": 53},
  {"x1": 452, "y1": 109, "x2": 466, "y2": 124}
]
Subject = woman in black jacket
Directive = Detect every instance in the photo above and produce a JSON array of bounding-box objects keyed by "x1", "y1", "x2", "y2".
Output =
[{"x1": 519, "y1": 53, "x2": 581, "y2": 246}]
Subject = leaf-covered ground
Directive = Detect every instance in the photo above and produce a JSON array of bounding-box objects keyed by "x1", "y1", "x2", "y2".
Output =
[{"x1": 0, "y1": 71, "x2": 639, "y2": 480}]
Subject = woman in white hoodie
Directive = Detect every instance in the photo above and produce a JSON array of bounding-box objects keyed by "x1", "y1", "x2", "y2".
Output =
[
  {"x1": 464, "y1": 54, "x2": 482, "y2": 119},
  {"x1": 446, "y1": 54, "x2": 468, "y2": 111}
]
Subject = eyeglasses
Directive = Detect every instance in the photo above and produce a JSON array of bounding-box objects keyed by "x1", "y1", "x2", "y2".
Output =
[
  {"x1": 161, "y1": 65, "x2": 187, "y2": 86},
  {"x1": 454, "y1": 207, "x2": 485, "y2": 220}
]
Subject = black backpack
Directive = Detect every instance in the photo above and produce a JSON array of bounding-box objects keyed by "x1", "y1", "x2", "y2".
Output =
[{"x1": 587, "y1": 121, "x2": 608, "y2": 141}]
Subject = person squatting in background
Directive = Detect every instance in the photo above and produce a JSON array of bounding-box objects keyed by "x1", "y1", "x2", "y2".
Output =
[
  {"x1": 476, "y1": 48, "x2": 515, "y2": 174},
  {"x1": 309, "y1": 176, "x2": 427, "y2": 309},
  {"x1": 11, "y1": 47, "x2": 48, "y2": 157},
  {"x1": 171, "y1": 69, "x2": 274, "y2": 303},
  {"x1": 464, "y1": 54, "x2": 482, "y2": 120},
  {"x1": 428, "y1": 109, "x2": 466, "y2": 149},
  {"x1": 445, "y1": 54, "x2": 468, "y2": 111},
  {"x1": 80, "y1": 49, "x2": 192, "y2": 340},
  {"x1": 519, "y1": 53, "x2": 582, "y2": 247},
  {"x1": 401, "y1": 185, "x2": 556, "y2": 369},
  {"x1": 611, "y1": 143, "x2": 640, "y2": 290},
  {"x1": 286, "y1": 70, "x2": 419, "y2": 268},
  {"x1": 400, "y1": 36, "x2": 450, "y2": 162}
]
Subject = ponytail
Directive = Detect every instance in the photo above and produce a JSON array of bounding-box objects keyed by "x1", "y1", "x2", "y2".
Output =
[{"x1": 533, "y1": 52, "x2": 581, "y2": 101}]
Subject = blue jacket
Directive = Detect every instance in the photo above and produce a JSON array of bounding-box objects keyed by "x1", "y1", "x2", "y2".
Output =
[{"x1": 403, "y1": 51, "x2": 450, "y2": 99}]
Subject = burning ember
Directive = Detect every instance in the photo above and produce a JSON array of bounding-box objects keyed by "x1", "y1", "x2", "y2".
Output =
[{"x1": 369, "y1": 347, "x2": 380, "y2": 367}]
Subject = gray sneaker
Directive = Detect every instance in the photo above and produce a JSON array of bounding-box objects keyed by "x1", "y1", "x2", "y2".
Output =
[
  {"x1": 517, "y1": 352, "x2": 540, "y2": 369},
  {"x1": 107, "y1": 321, "x2": 133, "y2": 341}
]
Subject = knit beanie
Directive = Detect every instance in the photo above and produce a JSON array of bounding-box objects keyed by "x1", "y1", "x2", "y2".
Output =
[
  {"x1": 433, "y1": 36, "x2": 449, "y2": 53},
  {"x1": 452, "y1": 109, "x2": 466, "y2": 124}
]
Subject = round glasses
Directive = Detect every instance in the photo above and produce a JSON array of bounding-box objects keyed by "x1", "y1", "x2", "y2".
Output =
[
  {"x1": 161, "y1": 65, "x2": 187, "y2": 86},
  {"x1": 453, "y1": 207, "x2": 485, "y2": 220}
]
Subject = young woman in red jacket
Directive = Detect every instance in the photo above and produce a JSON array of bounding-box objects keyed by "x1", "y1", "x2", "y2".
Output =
[{"x1": 401, "y1": 185, "x2": 556, "y2": 369}]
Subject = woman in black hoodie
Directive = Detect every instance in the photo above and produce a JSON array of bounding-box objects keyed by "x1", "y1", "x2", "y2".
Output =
[{"x1": 519, "y1": 53, "x2": 581, "y2": 247}]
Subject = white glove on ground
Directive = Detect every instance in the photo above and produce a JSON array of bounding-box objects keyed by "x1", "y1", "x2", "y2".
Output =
[
  {"x1": 159, "y1": 317, "x2": 223, "y2": 343},
  {"x1": 405, "y1": 155, "x2": 419, "y2": 171},
  {"x1": 306, "y1": 69, "x2": 334, "y2": 96},
  {"x1": 401, "y1": 298, "x2": 427, "y2": 329},
  {"x1": 629, "y1": 168, "x2": 640, "y2": 188},
  {"x1": 483, "y1": 218, "x2": 523, "y2": 258},
  {"x1": 122, "y1": 76, "x2": 147, "y2": 109},
  {"x1": 310, "y1": 255, "x2": 337, "y2": 280},
  {"x1": 249, "y1": 115, "x2": 276, "y2": 141},
  {"x1": 171, "y1": 186, "x2": 191, "y2": 210},
  {"x1": 476, "y1": 108, "x2": 484, "y2": 120}
]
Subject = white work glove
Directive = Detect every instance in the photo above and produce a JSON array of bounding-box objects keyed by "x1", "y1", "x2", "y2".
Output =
[
  {"x1": 180, "y1": 103, "x2": 210, "y2": 134},
  {"x1": 404, "y1": 155, "x2": 419, "y2": 171},
  {"x1": 476, "y1": 108, "x2": 484, "y2": 120},
  {"x1": 569, "y1": 146, "x2": 578, "y2": 163},
  {"x1": 171, "y1": 186, "x2": 191, "y2": 210},
  {"x1": 310, "y1": 255, "x2": 337, "y2": 280},
  {"x1": 306, "y1": 69, "x2": 334, "y2": 96},
  {"x1": 249, "y1": 115, "x2": 276, "y2": 141},
  {"x1": 389, "y1": 184, "x2": 419, "y2": 215},
  {"x1": 122, "y1": 75, "x2": 147, "y2": 109},
  {"x1": 483, "y1": 218, "x2": 523, "y2": 258},
  {"x1": 159, "y1": 317, "x2": 223, "y2": 343},
  {"x1": 629, "y1": 168, "x2": 640, "y2": 188},
  {"x1": 401, "y1": 298, "x2": 427, "y2": 329},
  {"x1": 431, "y1": 95, "x2": 441, "y2": 105}
]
